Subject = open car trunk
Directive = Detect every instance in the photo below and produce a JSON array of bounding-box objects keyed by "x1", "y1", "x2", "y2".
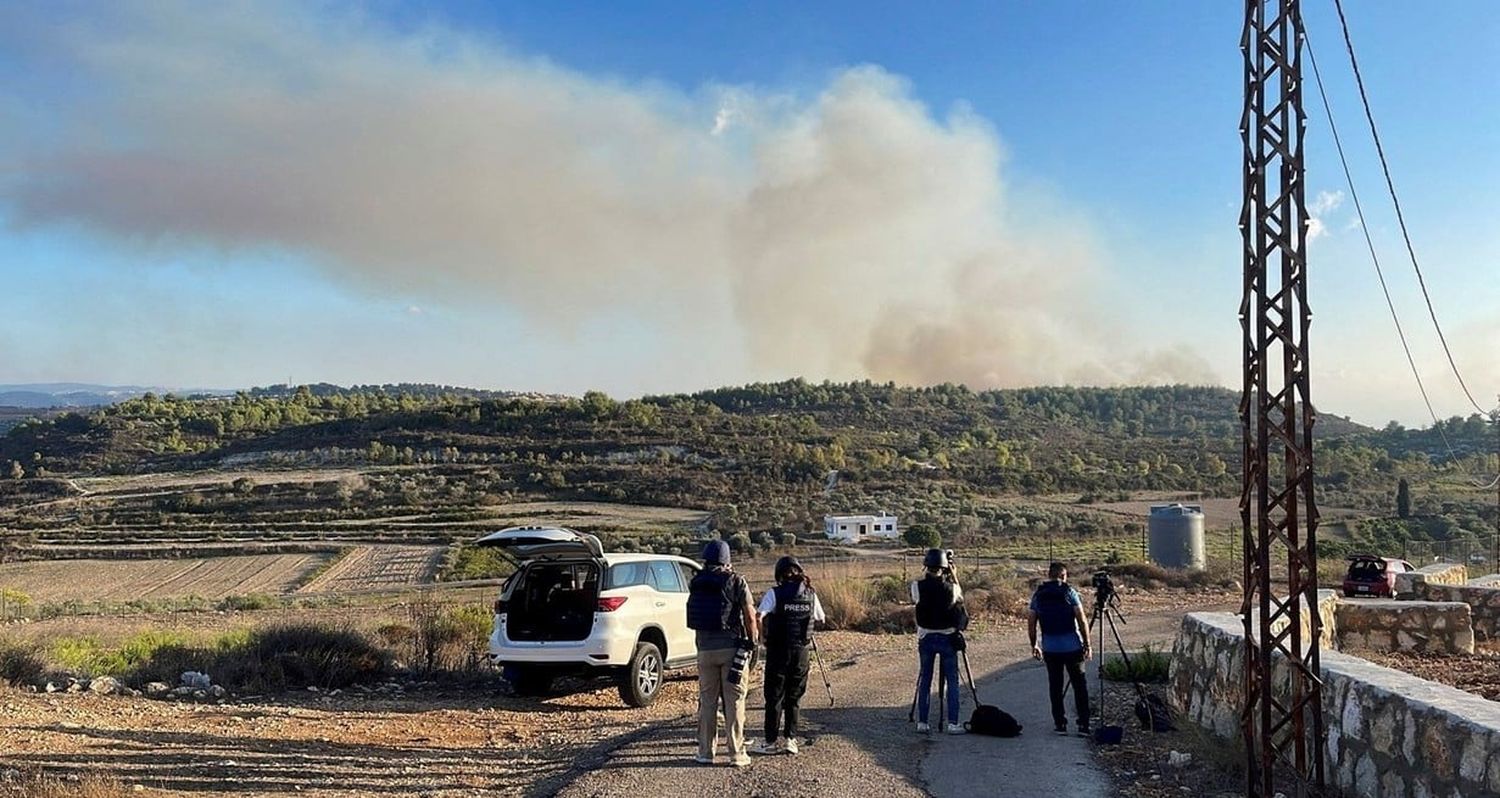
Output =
[
  {"x1": 506, "y1": 560, "x2": 601, "y2": 642},
  {"x1": 1346, "y1": 558, "x2": 1386, "y2": 583}
]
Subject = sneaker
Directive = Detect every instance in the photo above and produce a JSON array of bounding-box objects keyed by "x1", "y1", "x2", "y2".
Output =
[
  {"x1": 731, "y1": 754, "x2": 752, "y2": 768},
  {"x1": 915, "y1": 722, "x2": 931, "y2": 733},
  {"x1": 945, "y1": 722, "x2": 966, "y2": 735},
  {"x1": 1076, "y1": 722, "x2": 1092, "y2": 738},
  {"x1": 783, "y1": 738, "x2": 800, "y2": 755},
  {"x1": 1054, "y1": 723, "x2": 1069, "y2": 736},
  {"x1": 751, "y1": 739, "x2": 781, "y2": 755},
  {"x1": 694, "y1": 755, "x2": 714, "y2": 765}
]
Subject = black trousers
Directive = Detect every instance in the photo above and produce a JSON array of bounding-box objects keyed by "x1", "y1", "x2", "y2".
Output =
[
  {"x1": 1043, "y1": 649, "x2": 1089, "y2": 726},
  {"x1": 763, "y1": 643, "x2": 811, "y2": 741}
]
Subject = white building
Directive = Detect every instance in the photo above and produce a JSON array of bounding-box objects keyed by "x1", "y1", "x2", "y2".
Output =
[{"x1": 824, "y1": 513, "x2": 899, "y2": 544}]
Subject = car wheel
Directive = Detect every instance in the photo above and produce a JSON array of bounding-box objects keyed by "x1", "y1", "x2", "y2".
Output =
[
  {"x1": 509, "y1": 668, "x2": 553, "y2": 697},
  {"x1": 619, "y1": 641, "x2": 664, "y2": 708}
]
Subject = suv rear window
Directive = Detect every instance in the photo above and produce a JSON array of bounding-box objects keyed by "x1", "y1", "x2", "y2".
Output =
[
  {"x1": 605, "y1": 560, "x2": 688, "y2": 592},
  {"x1": 1348, "y1": 559, "x2": 1386, "y2": 576}
]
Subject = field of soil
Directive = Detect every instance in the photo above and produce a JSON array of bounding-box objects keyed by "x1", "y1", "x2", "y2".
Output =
[
  {"x1": 298, "y1": 545, "x2": 445, "y2": 593},
  {"x1": 0, "y1": 554, "x2": 334, "y2": 602}
]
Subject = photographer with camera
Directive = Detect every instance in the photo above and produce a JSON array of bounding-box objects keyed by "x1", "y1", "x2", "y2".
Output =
[
  {"x1": 1028, "y1": 562, "x2": 1092, "y2": 737},
  {"x1": 910, "y1": 548, "x2": 967, "y2": 734}
]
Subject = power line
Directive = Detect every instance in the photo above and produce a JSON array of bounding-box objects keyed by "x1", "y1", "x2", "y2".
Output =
[
  {"x1": 1305, "y1": 35, "x2": 1497, "y2": 488},
  {"x1": 1330, "y1": 0, "x2": 1491, "y2": 417}
]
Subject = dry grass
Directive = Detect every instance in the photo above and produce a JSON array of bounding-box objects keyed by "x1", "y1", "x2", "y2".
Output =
[{"x1": 0, "y1": 771, "x2": 131, "y2": 798}]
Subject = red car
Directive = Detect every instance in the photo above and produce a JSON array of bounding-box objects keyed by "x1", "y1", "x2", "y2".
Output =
[{"x1": 1342, "y1": 555, "x2": 1414, "y2": 598}]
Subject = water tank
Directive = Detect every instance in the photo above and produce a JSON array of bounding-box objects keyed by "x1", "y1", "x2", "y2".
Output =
[{"x1": 1149, "y1": 503, "x2": 1206, "y2": 570}]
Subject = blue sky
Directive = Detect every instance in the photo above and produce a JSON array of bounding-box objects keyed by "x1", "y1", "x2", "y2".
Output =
[{"x1": 0, "y1": 1, "x2": 1495, "y2": 425}]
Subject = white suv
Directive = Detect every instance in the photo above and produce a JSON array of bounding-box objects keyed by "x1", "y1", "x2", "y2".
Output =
[{"x1": 479, "y1": 526, "x2": 701, "y2": 707}]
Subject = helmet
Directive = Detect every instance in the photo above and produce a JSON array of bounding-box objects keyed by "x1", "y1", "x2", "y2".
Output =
[
  {"x1": 774, "y1": 555, "x2": 803, "y2": 583},
  {"x1": 702, "y1": 540, "x2": 731, "y2": 566},
  {"x1": 923, "y1": 548, "x2": 949, "y2": 570}
]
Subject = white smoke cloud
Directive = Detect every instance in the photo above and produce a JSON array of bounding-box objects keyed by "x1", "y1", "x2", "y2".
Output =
[{"x1": 0, "y1": 1, "x2": 1214, "y2": 390}]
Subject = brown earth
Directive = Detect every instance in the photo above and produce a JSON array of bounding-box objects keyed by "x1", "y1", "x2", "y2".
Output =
[{"x1": 0, "y1": 554, "x2": 335, "y2": 602}]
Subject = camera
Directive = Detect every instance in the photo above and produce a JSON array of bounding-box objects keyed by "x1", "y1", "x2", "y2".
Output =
[{"x1": 1090, "y1": 570, "x2": 1114, "y2": 592}]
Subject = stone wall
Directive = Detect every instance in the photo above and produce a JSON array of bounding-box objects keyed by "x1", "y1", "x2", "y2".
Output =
[
  {"x1": 1414, "y1": 581, "x2": 1500, "y2": 642},
  {"x1": 1394, "y1": 562, "x2": 1468, "y2": 597},
  {"x1": 1172, "y1": 611, "x2": 1500, "y2": 797},
  {"x1": 1334, "y1": 598, "x2": 1475, "y2": 655},
  {"x1": 1470, "y1": 573, "x2": 1500, "y2": 588}
]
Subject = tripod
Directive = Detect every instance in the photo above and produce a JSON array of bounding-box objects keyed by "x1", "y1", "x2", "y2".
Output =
[{"x1": 1080, "y1": 587, "x2": 1157, "y2": 733}]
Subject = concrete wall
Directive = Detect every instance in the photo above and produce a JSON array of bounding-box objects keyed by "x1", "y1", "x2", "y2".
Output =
[
  {"x1": 1334, "y1": 598, "x2": 1475, "y2": 655},
  {"x1": 1172, "y1": 611, "x2": 1500, "y2": 797},
  {"x1": 1394, "y1": 562, "x2": 1468, "y2": 597},
  {"x1": 1414, "y1": 581, "x2": 1500, "y2": 642}
]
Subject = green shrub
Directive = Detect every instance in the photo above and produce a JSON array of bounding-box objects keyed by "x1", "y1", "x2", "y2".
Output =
[
  {"x1": 217, "y1": 593, "x2": 276, "y2": 611},
  {"x1": 1101, "y1": 643, "x2": 1171, "y2": 684}
]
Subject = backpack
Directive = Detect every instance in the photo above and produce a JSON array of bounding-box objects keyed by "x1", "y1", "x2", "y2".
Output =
[
  {"x1": 965, "y1": 704, "x2": 1022, "y2": 738},
  {"x1": 1134, "y1": 692, "x2": 1176, "y2": 732}
]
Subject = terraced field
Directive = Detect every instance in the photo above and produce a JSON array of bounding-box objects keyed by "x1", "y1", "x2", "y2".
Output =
[
  {"x1": 298, "y1": 545, "x2": 445, "y2": 593},
  {"x1": 0, "y1": 553, "x2": 334, "y2": 602}
]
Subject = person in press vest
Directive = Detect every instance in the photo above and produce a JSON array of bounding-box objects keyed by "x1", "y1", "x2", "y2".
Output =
[
  {"x1": 910, "y1": 548, "x2": 967, "y2": 734},
  {"x1": 686, "y1": 540, "x2": 759, "y2": 767},
  {"x1": 1028, "y1": 561, "x2": 1092, "y2": 737},
  {"x1": 752, "y1": 555, "x2": 826, "y2": 756}
]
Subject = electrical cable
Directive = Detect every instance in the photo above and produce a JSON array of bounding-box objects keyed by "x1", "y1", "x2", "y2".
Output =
[
  {"x1": 1330, "y1": 0, "x2": 1491, "y2": 418},
  {"x1": 1305, "y1": 34, "x2": 1498, "y2": 489}
]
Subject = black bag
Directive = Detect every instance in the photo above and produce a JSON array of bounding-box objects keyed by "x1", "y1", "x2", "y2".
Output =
[
  {"x1": 965, "y1": 704, "x2": 1022, "y2": 737},
  {"x1": 1134, "y1": 692, "x2": 1176, "y2": 732}
]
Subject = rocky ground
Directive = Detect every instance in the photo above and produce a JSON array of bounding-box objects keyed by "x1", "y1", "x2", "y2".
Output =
[
  {"x1": 1362, "y1": 641, "x2": 1500, "y2": 701},
  {"x1": 0, "y1": 588, "x2": 1238, "y2": 797}
]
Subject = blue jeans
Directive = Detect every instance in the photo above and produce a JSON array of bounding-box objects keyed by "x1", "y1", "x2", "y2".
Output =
[{"x1": 915, "y1": 632, "x2": 960, "y2": 724}]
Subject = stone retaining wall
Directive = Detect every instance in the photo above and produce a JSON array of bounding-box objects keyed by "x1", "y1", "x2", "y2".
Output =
[
  {"x1": 1172, "y1": 611, "x2": 1500, "y2": 796},
  {"x1": 1414, "y1": 581, "x2": 1500, "y2": 642},
  {"x1": 1469, "y1": 573, "x2": 1500, "y2": 588},
  {"x1": 1334, "y1": 598, "x2": 1475, "y2": 655},
  {"x1": 1394, "y1": 562, "x2": 1467, "y2": 597}
]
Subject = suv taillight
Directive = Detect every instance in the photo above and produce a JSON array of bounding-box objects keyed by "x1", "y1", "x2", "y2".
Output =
[
  {"x1": 493, "y1": 599, "x2": 507, "y2": 615},
  {"x1": 597, "y1": 596, "x2": 628, "y2": 612}
]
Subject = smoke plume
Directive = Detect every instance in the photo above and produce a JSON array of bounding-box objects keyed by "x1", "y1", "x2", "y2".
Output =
[{"x1": 0, "y1": 1, "x2": 1213, "y2": 389}]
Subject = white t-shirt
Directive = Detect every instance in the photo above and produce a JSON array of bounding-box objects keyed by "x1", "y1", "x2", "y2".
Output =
[
  {"x1": 910, "y1": 579, "x2": 964, "y2": 638},
  {"x1": 758, "y1": 587, "x2": 827, "y2": 622}
]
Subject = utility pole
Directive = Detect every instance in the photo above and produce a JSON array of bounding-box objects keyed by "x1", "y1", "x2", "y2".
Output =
[{"x1": 1241, "y1": 0, "x2": 1325, "y2": 795}]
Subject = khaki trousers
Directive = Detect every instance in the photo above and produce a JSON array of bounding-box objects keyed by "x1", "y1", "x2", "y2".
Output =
[{"x1": 696, "y1": 647, "x2": 748, "y2": 760}]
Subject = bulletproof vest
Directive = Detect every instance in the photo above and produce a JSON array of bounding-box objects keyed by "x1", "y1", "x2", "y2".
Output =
[
  {"x1": 687, "y1": 568, "x2": 742, "y2": 633},
  {"x1": 1033, "y1": 580, "x2": 1077, "y2": 637},
  {"x1": 766, "y1": 580, "x2": 814, "y2": 648},
  {"x1": 915, "y1": 576, "x2": 961, "y2": 630}
]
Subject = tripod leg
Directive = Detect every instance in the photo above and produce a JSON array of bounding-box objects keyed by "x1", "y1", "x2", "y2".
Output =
[
  {"x1": 960, "y1": 649, "x2": 980, "y2": 705},
  {"x1": 810, "y1": 635, "x2": 834, "y2": 708}
]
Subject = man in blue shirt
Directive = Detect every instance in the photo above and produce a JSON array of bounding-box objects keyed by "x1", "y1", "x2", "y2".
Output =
[{"x1": 1028, "y1": 562, "x2": 1092, "y2": 736}]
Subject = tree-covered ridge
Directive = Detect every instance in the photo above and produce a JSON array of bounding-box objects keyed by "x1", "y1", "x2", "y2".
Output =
[{"x1": 1, "y1": 379, "x2": 1492, "y2": 498}]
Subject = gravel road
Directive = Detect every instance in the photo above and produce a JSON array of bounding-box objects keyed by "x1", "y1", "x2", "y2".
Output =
[{"x1": 553, "y1": 594, "x2": 1209, "y2": 798}]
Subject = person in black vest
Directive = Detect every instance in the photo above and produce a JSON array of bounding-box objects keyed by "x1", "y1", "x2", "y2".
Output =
[
  {"x1": 752, "y1": 555, "x2": 825, "y2": 756},
  {"x1": 1028, "y1": 562, "x2": 1092, "y2": 736},
  {"x1": 910, "y1": 548, "x2": 967, "y2": 734},
  {"x1": 686, "y1": 540, "x2": 759, "y2": 767}
]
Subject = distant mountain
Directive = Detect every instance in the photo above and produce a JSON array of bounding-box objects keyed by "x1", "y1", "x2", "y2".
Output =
[{"x1": 0, "y1": 384, "x2": 232, "y2": 409}]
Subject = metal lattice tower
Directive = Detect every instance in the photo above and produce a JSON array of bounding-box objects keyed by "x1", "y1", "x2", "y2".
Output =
[{"x1": 1239, "y1": 0, "x2": 1326, "y2": 795}]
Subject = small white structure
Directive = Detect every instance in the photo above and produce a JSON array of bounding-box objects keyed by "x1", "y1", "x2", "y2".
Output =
[{"x1": 824, "y1": 513, "x2": 899, "y2": 544}]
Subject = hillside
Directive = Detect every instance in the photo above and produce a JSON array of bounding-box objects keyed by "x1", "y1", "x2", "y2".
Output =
[{"x1": 0, "y1": 380, "x2": 1492, "y2": 557}]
